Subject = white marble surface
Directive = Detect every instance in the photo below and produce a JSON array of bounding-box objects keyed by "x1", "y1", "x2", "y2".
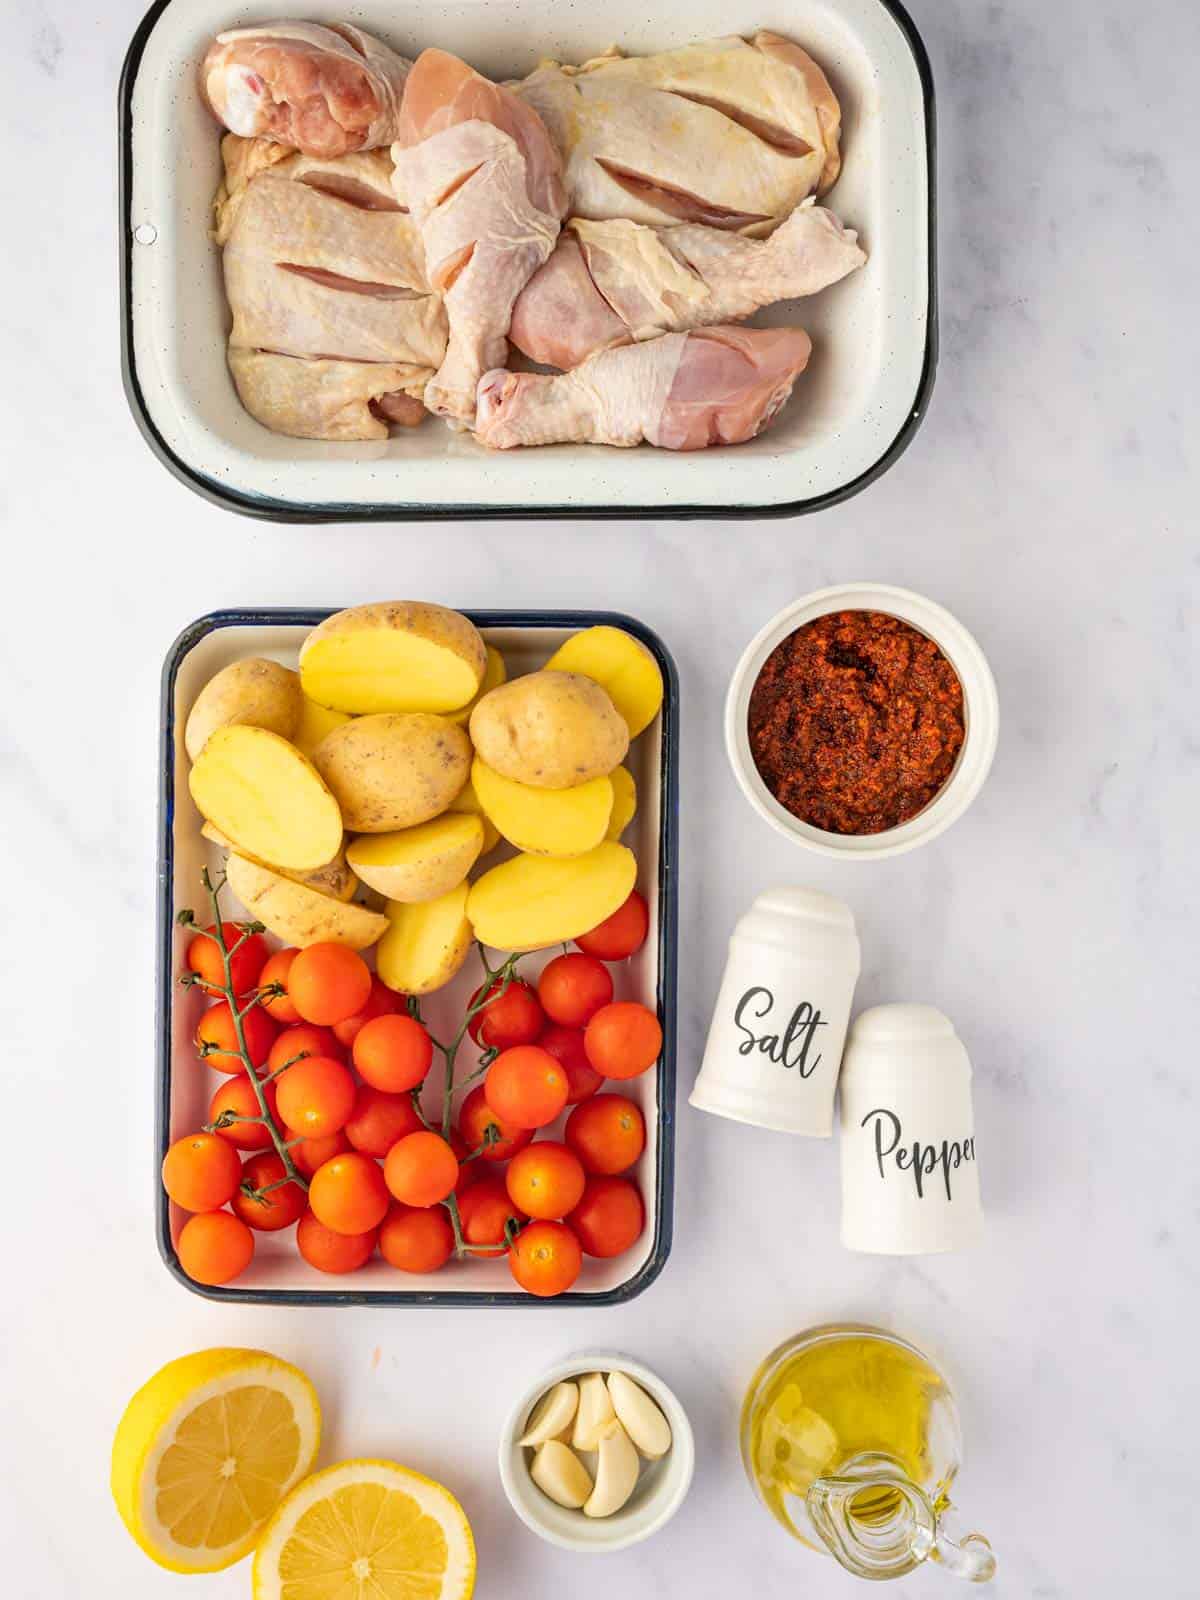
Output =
[{"x1": 2, "y1": 0, "x2": 1198, "y2": 1594}]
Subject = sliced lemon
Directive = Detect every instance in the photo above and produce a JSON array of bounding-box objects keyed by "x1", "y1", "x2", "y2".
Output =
[
  {"x1": 253, "y1": 1459, "x2": 476, "y2": 1600},
  {"x1": 111, "y1": 1348, "x2": 320, "y2": 1573}
]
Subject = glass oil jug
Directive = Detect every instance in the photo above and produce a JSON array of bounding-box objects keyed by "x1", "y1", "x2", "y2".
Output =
[{"x1": 741, "y1": 1324, "x2": 996, "y2": 1582}]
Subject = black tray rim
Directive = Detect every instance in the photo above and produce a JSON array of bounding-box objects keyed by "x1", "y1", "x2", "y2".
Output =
[
  {"x1": 157, "y1": 607, "x2": 679, "y2": 1306},
  {"x1": 119, "y1": 0, "x2": 938, "y2": 523}
]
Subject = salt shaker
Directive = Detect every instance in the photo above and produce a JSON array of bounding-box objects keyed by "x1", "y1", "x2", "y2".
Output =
[
  {"x1": 839, "y1": 1004, "x2": 983, "y2": 1254},
  {"x1": 690, "y1": 888, "x2": 861, "y2": 1137}
]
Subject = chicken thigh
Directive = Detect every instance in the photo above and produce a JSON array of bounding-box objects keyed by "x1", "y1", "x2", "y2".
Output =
[
  {"x1": 228, "y1": 349, "x2": 429, "y2": 440},
  {"x1": 475, "y1": 325, "x2": 811, "y2": 450}
]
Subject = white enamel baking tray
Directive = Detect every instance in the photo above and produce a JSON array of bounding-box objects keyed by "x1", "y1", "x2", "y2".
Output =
[
  {"x1": 157, "y1": 610, "x2": 678, "y2": 1304},
  {"x1": 121, "y1": 2, "x2": 934, "y2": 520}
]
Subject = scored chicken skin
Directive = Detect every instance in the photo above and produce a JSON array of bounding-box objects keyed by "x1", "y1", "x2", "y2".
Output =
[
  {"x1": 392, "y1": 49, "x2": 567, "y2": 424},
  {"x1": 515, "y1": 33, "x2": 842, "y2": 236},
  {"x1": 201, "y1": 22, "x2": 411, "y2": 158},
  {"x1": 510, "y1": 201, "x2": 865, "y2": 368},
  {"x1": 228, "y1": 349, "x2": 429, "y2": 440},
  {"x1": 475, "y1": 325, "x2": 811, "y2": 450}
]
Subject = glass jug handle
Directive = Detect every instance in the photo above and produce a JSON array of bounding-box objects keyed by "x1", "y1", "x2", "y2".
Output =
[
  {"x1": 930, "y1": 1504, "x2": 997, "y2": 1583},
  {"x1": 807, "y1": 1468, "x2": 997, "y2": 1583}
]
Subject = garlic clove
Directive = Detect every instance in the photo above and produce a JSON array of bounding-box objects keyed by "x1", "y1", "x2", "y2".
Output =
[
  {"x1": 531, "y1": 1439, "x2": 593, "y2": 1509},
  {"x1": 519, "y1": 1381, "x2": 579, "y2": 1448},
  {"x1": 607, "y1": 1370, "x2": 672, "y2": 1460},
  {"x1": 583, "y1": 1419, "x2": 640, "y2": 1518},
  {"x1": 571, "y1": 1371, "x2": 616, "y2": 1451}
]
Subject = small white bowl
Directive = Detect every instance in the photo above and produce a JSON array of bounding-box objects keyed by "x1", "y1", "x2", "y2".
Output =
[
  {"x1": 725, "y1": 583, "x2": 999, "y2": 860},
  {"x1": 498, "y1": 1353, "x2": 695, "y2": 1553}
]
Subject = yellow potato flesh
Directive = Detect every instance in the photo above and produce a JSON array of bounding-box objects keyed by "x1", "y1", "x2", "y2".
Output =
[
  {"x1": 226, "y1": 854, "x2": 387, "y2": 950},
  {"x1": 292, "y1": 695, "x2": 351, "y2": 759},
  {"x1": 447, "y1": 646, "x2": 507, "y2": 727},
  {"x1": 188, "y1": 726, "x2": 343, "y2": 872},
  {"x1": 544, "y1": 627, "x2": 664, "y2": 738},
  {"x1": 605, "y1": 765, "x2": 637, "y2": 840},
  {"x1": 346, "y1": 815, "x2": 484, "y2": 904},
  {"x1": 472, "y1": 758, "x2": 613, "y2": 858},
  {"x1": 467, "y1": 843, "x2": 638, "y2": 952},
  {"x1": 447, "y1": 773, "x2": 501, "y2": 853},
  {"x1": 201, "y1": 821, "x2": 358, "y2": 902},
  {"x1": 376, "y1": 883, "x2": 473, "y2": 995},
  {"x1": 300, "y1": 603, "x2": 485, "y2": 714}
]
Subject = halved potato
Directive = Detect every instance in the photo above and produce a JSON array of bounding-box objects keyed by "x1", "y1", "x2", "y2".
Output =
[
  {"x1": 312, "y1": 714, "x2": 471, "y2": 832},
  {"x1": 467, "y1": 843, "x2": 637, "y2": 952},
  {"x1": 292, "y1": 695, "x2": 352, "y2": 759},
  {"x1": 299, "y1": 602, "x2": 486, "y2": 714},
  {"x1": 606, "y1": 765, "x2": 637, "y2": 840},
  {"x1": 202, "y1": 821, "x2": 358, "y2": 903},
  {"x1": 472, "y1": 758, "x2": 613, "y2": 858},
  {"x1": 226, "y1": 854, "x2": 388, "y2": 950},
  {"x1": 544, "y1": 626, "x2": 664, "y2": 738},
  {"x1": 346, "y1": 815, "x2": 484, "y2": 903},
  {"x1": 189, "y1": 725, "x2": 343, "y2": 872},
  {"x1": 446, "y1": 645, "x2": 507, "y2": 727},
  {"x1": 184, "y1": 657, "x2": 302, "y2": 763},
  {"x1": 470, "y1": 671, "x2": 628, "y2": 789},
  {"x1": 447, "y1": 774, "x2": 502, "y2": 854},
  {"x1": 376, "y1": 883, "x2": 473, "y2": 994}
]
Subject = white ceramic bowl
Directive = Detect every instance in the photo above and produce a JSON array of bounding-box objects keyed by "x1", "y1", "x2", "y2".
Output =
[
  {"x1": 725, "y1": 583, "x2": 999, "y2": 859},
  {"x1": 498, "y1": 1353, "x2": 695, "y2": 1552}
]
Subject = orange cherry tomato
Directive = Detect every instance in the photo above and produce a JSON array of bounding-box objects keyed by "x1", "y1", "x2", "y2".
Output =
[
  {"x1": 584, "y1": 1002, "x2": 663, "y2": 1080},
  {"x1": 536, "y1": 953, "x2": 613, "y2": 1028},
  {"x1": 267, "y1": 1023, "x2": 343, "y2": 1076},
  {"x1": 352, "y1": 1013, "x2": 434, "y2": 1093},
  {"x1": 565, "y1": 1093, "x2": 646, "y2": 1175},
  {"x1": 509, "y1": 1220, "x2": 582, "y2": 1297},
  {"x1": 343, "y1": 1084, "x2": 423, "y2": 1157},
  {"x1": 457, "y1": 1179, "x2": 525, "y2": 1258},
  {"x1": 484, "y1": 1046, "x2": 569, "y2": 1130},
  {"x1": 567, "y1": 1176, "x2": 645, "y2": 1258},
  {"x1": 457, "y1": 1085, "x2": 533, "y2": 1163},
  {"x1": 575, "y1": 891, "x2": 649, "y2": 963},
  {"x1": 287, "y1": 943, "x2": 372, "y2": 1026},
  {"x1": 506, "y1": 1142, "x2": 586, "y2": 1221},
  {"x1": 186, "y1": 922, "x2": 268, "y2": 998},
  {"x1": 274, "y1": 1055, "x2": 357, "y2": 1138},
  {"x1": 177, "y1": 1210, "x2": 255, "y2": 1286},
  {"x1": 378, "y1": 1203, "x2": 454, "y2": 1273},
  {"x1": 162, "y1": 1132, "x2": 243, "y2": 1213},
  {"x1": 308, "y1": 1151, "x2": 390, "y2": 1235},
  {"x1": 259, "y1": 947, "x2": 301, "y2": 1023},
  {"x1": 208, "y1": 1075, "x2": 279, "y2": 1151},
  {"x1": 538, "y1": 1024, "x2": 603, "y2": 1104},
  {"x1": 195, "y1": 1001, "x2": 277, "y2": 1074},
  {"x1": 332, "y1": 975, "x2": 399, "y2": 1049},
  {"x1": 383, "y1": 1131, "x2": 459, "y2": 1208},
  {"x1": 285, "y1": 1126, "x2": 350, "y2": 1178},
  {"x1": 467, "y1": 977, "x2": 544, "y2": 1049},
  {"x1": 231, "y1": 1152, "x2": 306, "y2": 1232},
  {"x1": 296, "y1": 1208, "x2": 377, "y2": 1274}
]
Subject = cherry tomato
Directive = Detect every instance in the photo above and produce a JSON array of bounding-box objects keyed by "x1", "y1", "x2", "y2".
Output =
[
  {"x1": 457, "y1": 1179, "x2": 525, "y2": 1258},
  {"x1": 567, "y1": 1176, "x2": 645, "y2": 1258},
  {"x1": 259, "y1": 947, "x2": 301, "y2": 1023},
  {"x1": 285, "y1": 1127, "x2": 350, "y2": 1178},
  {"x1": 537, "y1": 953, "x2": 613, "y2": 1028},
  {"x1": 383, "y1": 1131, "x2": 460, "y2": 1208},
  {"x1": 287, "y1": 943, "x2": 372, "y2": 1026},
  {"x1": 343, "y1": 1084, "x2": 423, "y2": 1157},
  {"x1": 378, "y1": 1203, "x2": 454, "y2": 1273},
  {"x1": 484, "y1": 1046, "x2": 569, "y2": 1130},
  {"x1": 575, "y1": 891, "x2": 649, "y2": 963},
  {"x1": 208, "y1": 1075, "x2": 279, "y2": 1151},
  {"x1": 296, "y1": 1208, "x2": 377, "y2": 1274},
  {"x1": 584, "y1": 1002, "x2": 662, "y2": 1080},
  {"x1": 506, "y1": 1142, "x2": 586, "y2": 1221},
  {"x1": 231, "y1": 1152, "x2": 306, "y2": 1232},
  {"x1": 162, "y1": 1132, "x2": 243, "y2": 1212},
  {"x1": 196, "y1": 1001, "x2": 277, "y2": 1074},
  {"x1": 267, "y1": 1023, "x2": 343, "y2": 1076},
  {"x1": 565, "y1": 1094, "x2": 646, "y2": 1175},
  {"x1": 467, "y1": 977, "x2": 545, "y2": 1049},
  {"x1": 352, "y1": 1013, "x2": 433, "y2": 1093},
  {"x1": 509, "y1": 1220, "x2": 582, "y2": 1297},
  {"x1": 186, "y1": 922, "x2": 268, "y2": 998},
  {"x1": 538, "y1": 1023, "x2": 603, "y2": 1104},
  {"x1": 332, "y1": 976, "x2": 399, "y2": 1050},
  {"x1": 457, "y1": 1085, "x2": 533, "y2": 1163},
  {"x1": 308, "y1": 1152, "x2": 390, "y2": 1235},
  {"x1": 274, "y1": 1055, "x2": 357, "y2": 1139},
  {"x1": 177, "y1": 1210, "x2": 254, "y2": 1285}
]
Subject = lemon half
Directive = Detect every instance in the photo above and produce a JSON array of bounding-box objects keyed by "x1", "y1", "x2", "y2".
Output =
[
  {"x1": 253, "y1": 1459, "x2": 476, "y2": 1600},
  {"x1": 111, "y1": 1348, "x2": 321, "y2": 1573}
]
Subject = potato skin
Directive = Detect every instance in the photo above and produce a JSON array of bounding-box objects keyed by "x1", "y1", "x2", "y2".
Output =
[
  {"x1": 312, "y1": 713, "x2": 471, "y2": 832},
  {"x1": 299, "y1": 602, "x2": 486, "y2": 715},
  {"x1": 543, "y1": 626, "x2": 664, "y2": 738},
  {"x1": 201, "y1": 821, "x2": 358, "y2": 902},
  {"x1": 469, "y1": 671, "x2": 629, "y2": 790},
  {"x1": 184, "y1": 657, "x2": 302, "y2": 762},
  {"x1": 226, "y1": 854, "x2": 387, "y2": 950}
]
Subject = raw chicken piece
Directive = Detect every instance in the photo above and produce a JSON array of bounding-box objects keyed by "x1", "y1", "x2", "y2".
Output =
[
  {"x1": 214, "y1": 134, "x2": 406, "y2": 244},
  {"x1": 511, "y1": 201, "x2": 865, "y2": 368},
  {"x1": 515, "y1": 34, "x2": 841, "y2": 237},
  {"x1": 201, "y1": 22, "x2": 411, "y2": 158},
  {"x1": 392, "y1": 49, "x2": 566, "y2": 423},
  {"x1": 228, "y1": 349, "x2": 429, "y2": 440},
  {"x1": 475, "y1": 325, "x2": 811, "y2": 450}
]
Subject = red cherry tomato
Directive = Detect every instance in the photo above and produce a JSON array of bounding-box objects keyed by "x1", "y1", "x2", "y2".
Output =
[
  {"x1": 286, "y1": 1127, "x2": 350, "y2": 1178},
  {"x1": 343, "y1": 1084, "x2": 423, "y2": 1158},
  {"x1": 575, "y1": 891, "x2": 649, "y2": 963},
  {"x1": 537, "y1": 953, "x2": 613, "y2": 1028},
  {"x1": 458, "y1": 1085, "x2": 533, "y2": 1163},
  {"x1": 538, "y1": 1023, "x2": 603, "y2": 1104},
  {"x1": 162, "y1": 1132, "x2": 243, "y2": 1213},
  {"x1": 267, "y1": 1023, "x2": 343, "y2": 1076},
  {"x1": 509, "y1": 1221, "x2": 582, "y2": 1297},
  {"x1": 458, "y1": 1179, "x2": 525, "y2": 1257},
  {"x1": 378, "y1": 1204, "x2": 454, "y2": 1273},
  {"x1": 332, "y1": 975, "x2": 398, "y2": 1050},
  {"x1": 186, "y1": 922, "x2": 268, "y2": 998},
  {"x1": 296, "y1": 1209, "x2": 377, "y2": 1274},
  {"x1": 352, "y1": 1013, "x2": 433, "y2": 1093},
  {"x1": 177, "y1": 1211, "x2": 254, "y2": 1285},
  {"x1": 307, "y1": 1152, "x2": 390, "y2": 1235},
  {"x1": 287, "y1": 944, "x2": 372, "y2": 1026},
  {"x1": 259, "y1": 948, "x2": 301, "y2": 1024},
  {"x1": 274, "y1": 1055, "x2": 357, "y2": 1139},
  {"x1": 195, "y1": 1001, "x2": 277, "y2": 1074},
  {"x1": 485, "y1": 1046, "x2": 569, "y2": 1130},
  {"x1": 383, "y1": 1132, "x2": 459, "y2": 1208},
  {"x1": 208, "y1": 1075, "x2": 279, "y2": 1151},
  {"x1": 467, "y1": 977, "x2": 545, "y2": 1049},
  {"x1": 584, "y1": 1002, "x2": 662, "y2": 1080},
  {"x1": 567, "y1": 1176, "x2": 645, "y2": 1258},
  {"x1": 231, "y1": 1152, "x2": 306, "y2": 1232}
]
